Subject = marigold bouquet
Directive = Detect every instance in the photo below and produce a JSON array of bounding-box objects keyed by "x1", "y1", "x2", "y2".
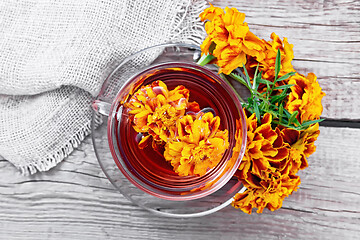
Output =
[{"x1": 197, "y1": 4, "x2": 325, "y2": 214}]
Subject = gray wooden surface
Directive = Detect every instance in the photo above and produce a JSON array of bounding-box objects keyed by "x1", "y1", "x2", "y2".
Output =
[{"x1": 1, "y1": 0, "x2": 359, "y2": 239}]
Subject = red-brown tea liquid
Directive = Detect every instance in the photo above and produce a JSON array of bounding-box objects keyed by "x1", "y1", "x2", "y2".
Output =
[{"x1": 109, "y1": 63, "x2": 242, "y2": 198}]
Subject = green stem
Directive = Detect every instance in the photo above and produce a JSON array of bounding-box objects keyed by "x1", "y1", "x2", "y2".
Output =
[
  {"x1": 197, "y1": 54, "x2": 216, "y2": 66},
  {"x1": 228, "y1": 72, "x2": 252, "y2": 92},
  {"x1": 196, "y1": 57, "x2": 247, "y2": 107},
  {"x1": 219, "y1": 73, "x2": 246, "y2": 103},
  {"x1": 272, "y1": 120, "x2": 295, "y2": 129}
]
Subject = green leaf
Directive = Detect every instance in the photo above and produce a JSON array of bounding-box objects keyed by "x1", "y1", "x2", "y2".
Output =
[
  {"x1": 299, "y1": 119, "x2": 325, "y2": 129},
  {"x1": 255, "y1": 71, "x2": 262, "y2": 90},
  {"x1": 264, "y1": 109, "x2": 279, "y2": 118},
  {"x1": 242, "y1": 64, "x2": 250, "y2": 80},
  {"x1": 218, "y1": 73, "x2": 227, "y2": 81},
  {"x1": 270, "y1": 93, "x2": 289, "y2": 104},
  {"x1": 275, "y1": 71, "x2": 296, "y2": 83},
  {"x1": 209, "y1": 41, "x2": 216, "y2": 54},
  {"x1": 252, "y1": 75, "x2": 257, "y2": 90},
  {"x1": 273, "y1": 84, "x2": 295, "y2": 90},
  {"x1": 293, "y1": 117, "x2": 301, "y2": 127},
  {"x1": 283, "y1": 108, "x2": 292, "y2": 119},
  {"x1": 229, "y1": 72, "x2": 248, "y2": 88},
  {"x1": 253, "y1": 92, "x2": 268, "y2": 101},
  {"x1": 272, "y1": 120, "x2": 294, "y2": 129},
  {"x1": 265, "y1": 81, "x2": 270, "y2": 97},
  {"x1": 258, "y1": 79, "x2": 274, "y2": 85},
  {"x1": 288, "y1": 111, "x2": 299, "y2": 125},
  {"x1": 197, "y1": 54, "x2": 216, "y2": 66},
  {"x1": 275, "y1": 48, "x2": 281, "y2": 80},
  {"x1": 244, "y1": 104, "x2": 254, "y2": 115},
  {"x1": 259, "y1": 100, "x2": 270, "y2": 112},
  {"x1": 253, "y1": 102, "x2": 261, "y2": 124},
  {"x1": 252, "y1": 64, "x2": 259, "y2": 89},
  {"x1": 241, "y1": 64, "x2": 252, "y2": 88},
  {"x1": 279, "y1": 103, "x2": 284, "y2": 123},
  {"x1": 220, "y1": 73, "x2": 246, "y2": 103}
]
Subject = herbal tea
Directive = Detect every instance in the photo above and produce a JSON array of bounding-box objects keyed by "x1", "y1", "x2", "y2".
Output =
[{"x1": 108, "y1": 63, "x2": 243, "y2": 199}]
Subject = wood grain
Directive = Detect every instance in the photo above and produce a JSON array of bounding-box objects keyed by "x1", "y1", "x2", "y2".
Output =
[
  {"x1": 1, "y1": 0, "x2": 360, "y2": 239},
  {"x1": 0, "y1": 125, "x2": 359, "y2": 240}
]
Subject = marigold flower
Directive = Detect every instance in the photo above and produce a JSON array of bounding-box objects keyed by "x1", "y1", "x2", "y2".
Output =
[
  {"x1": 285, "y1": 73, "x2": 325, "y2": 123},
  {"x1": 200, "y1": 5, "x2": 265, "y2": 75},
  {"x1": 125, "y1": 80, "x2": 199, "y2": 148},
  {"x1": 199, "y1": 3, "x2": 224, "y2": 22},
  {"x1": 237, "y1": 112, "x2": 289, "y2": 189},
  {"x1": 232, "y1": 111, "x2": 313, "y2": 214},
  {"x1": 246, "y1": 32, "x2": 295, "y2": 81},
  {"x1": 232, "y1": 173, "x2": 301, "y2": 214},
  {"x1": 228, "y1": 119, "x2": 244, "y2": 166},
  {"x1": 164, "y1": 112, "x2": 229, "y2": 177},
  {"x1": 198, "y1": 5, "x2": 324, "y2": 215},
  {"x1": 281, "y1": 123, "x2": 320, "y2": 175}
]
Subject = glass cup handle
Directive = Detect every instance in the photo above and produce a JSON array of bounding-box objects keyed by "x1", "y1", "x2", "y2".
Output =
[{"x1": 92, "y1": 100, "x2": 111, "y2": 116}]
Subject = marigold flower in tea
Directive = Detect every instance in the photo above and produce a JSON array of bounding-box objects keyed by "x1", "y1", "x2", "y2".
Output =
[
  {"x1": 228, "y1": 119, "x2": 244, "y2": 168},
  {"x1": 164, "y1": 112, "x2": 229, "y2": 177},
  {"x1": 187, "y1": 118, "x2": 244, "y2": 194},
  {"x1": 199, "y1": 4, "x2": 265, "y2": 75},
  {"x1": 125, "y1": 80, "x2": 199, "y2": 148},
  {"x1": 286, "y1": 73, "x2": 326, "y2": 123}
]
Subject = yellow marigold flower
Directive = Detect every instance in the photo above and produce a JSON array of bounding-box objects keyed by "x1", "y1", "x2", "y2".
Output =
[
  {"x1": 164, "y1": 112, "x2": 229, "y2": 177},
  {"x1": 232, "y1": 173, "x2": 300, "y2": 214},
  {"x1": 232, "y1": 111, "x2": 307, "y2": 214},
  {"x1": 285, "y1": 73, "x2": 326, "y2": 123},
  {"x1": 125, "y1": 80, "x2": 199, "y2": 148},
  {"x1": 232, "y1": 111, "x2": 321, "y2": 214},
  {"x1": 200, "y1": 5, "x2": 265, "y2": 75},
  {"x1": 199, "y1": 3, "x2": 224, "y2": 22},
  {"x1": 187, "y1": 118, "x2": 244, "y2": 194},
  {"x1": 281, "y1": 123, "x2": 320, "y2": 175},
  {"x1": 228, "y1": 119, "x2": 244, "y2": 166},
  {"x1": 246, "y1": 32, "x2": 295, "y2": 81},
  {"x1": 238, "y1": 112, "x2": 289, "y2": 189}
]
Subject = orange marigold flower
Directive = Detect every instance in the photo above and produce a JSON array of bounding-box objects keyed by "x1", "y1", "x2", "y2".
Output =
[
  {"x1": 238, "y1": 112, "x2": 289, "y2": 189},
  {"x1": 164, "y1": 112, "x2": 229, "y2": 177},
  {"x1": 200, "y1": 5, "x2": 265, "y2": 75},
  {"x1": 125, "y1": 80, "x2": 199, "y2": 148},
  {"x1": 285, "y1": 73, "x2": 325, "y2": 123},
  {"x1": 246, "y1": 32, "x2": 295, "y2": 81},
  {"x1": 232, "y1": 111, "x2": 306, "y2": 214},
  {"x1": 199, "y1": 3, "x2": 224, "y2": 22},
  {"x1": 229, "y1": 119, "x2": 244, "y2": 164},
  {"x1": 281, "y1": 123, "x2": 320, "y2": 175},
  {"x1": 232, "y1": 173, "x2": 300, "y2": 214}
]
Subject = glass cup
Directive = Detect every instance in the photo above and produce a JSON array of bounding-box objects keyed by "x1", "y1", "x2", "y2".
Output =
[{"x1": 91, "y1": 43, "x2": 247, "y2": 217}]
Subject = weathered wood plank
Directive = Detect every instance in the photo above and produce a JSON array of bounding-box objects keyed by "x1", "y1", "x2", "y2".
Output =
[
  {"x1": 0, "y1": 125, "x2": 359, "y2": 239},
  {"x1": 1, "y1": 1, "x2": 360, "y2": 239},
  {"x1": 212, "y1": 0, "x2": 360, "y2": 120}
]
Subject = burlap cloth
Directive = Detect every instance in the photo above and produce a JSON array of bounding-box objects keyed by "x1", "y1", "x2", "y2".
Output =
[{"x1": 0, "y1": 0, "x2": 206, "y2": 174}]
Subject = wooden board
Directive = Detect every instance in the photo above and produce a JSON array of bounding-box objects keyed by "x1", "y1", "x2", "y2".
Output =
[
  {"x1": 0, "y1": 125, "x2": 359, "y2": 239},
  {"x1": 1, "y1": 0, "x2": 360, "y2": 239}
]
